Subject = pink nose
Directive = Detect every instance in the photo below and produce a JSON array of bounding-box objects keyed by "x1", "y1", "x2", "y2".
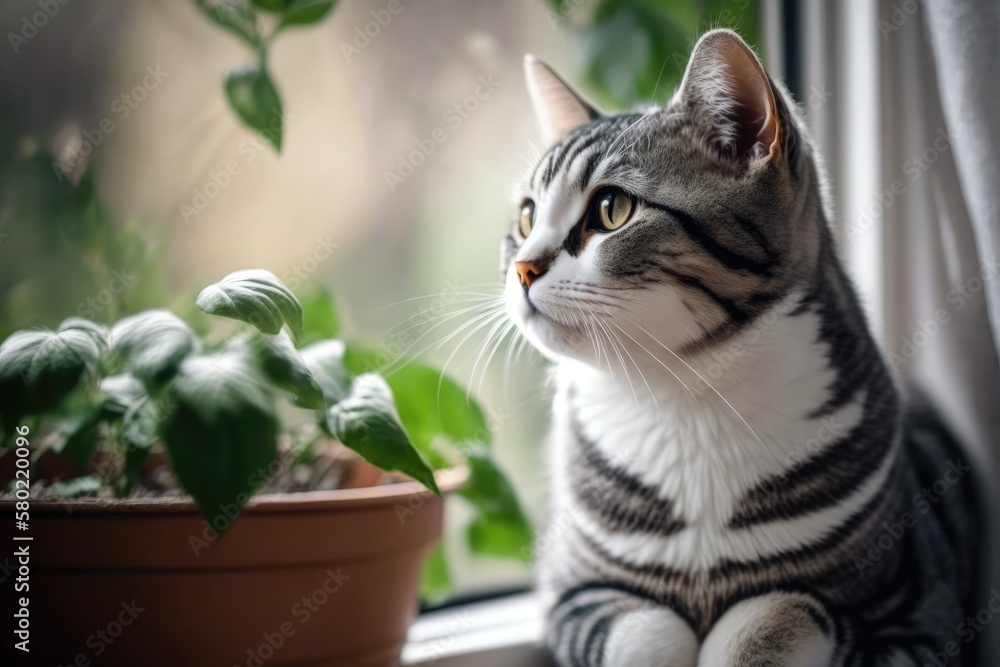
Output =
[{"x1": 515, "y1": 260, "x2": 549, "y2": 290}]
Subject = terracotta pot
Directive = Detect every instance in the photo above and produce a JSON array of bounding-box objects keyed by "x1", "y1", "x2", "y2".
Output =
[{"x1": 0, "y1": 467, "x2": 465, "y2": 667}]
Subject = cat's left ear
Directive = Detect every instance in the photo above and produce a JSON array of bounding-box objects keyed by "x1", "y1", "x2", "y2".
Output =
[
  {"x1": 678, "y1": 29, "x2": 784, "y2": 163},
  {"x1": 524, "y1": 55, "x2": 601, "y2": 147}
]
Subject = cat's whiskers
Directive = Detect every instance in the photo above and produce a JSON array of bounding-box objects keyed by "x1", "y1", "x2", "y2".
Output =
[
  {"x1": 607, "y1": 320, "x2": 699, "y2": 406},
  {"x1": 565, "y1": 301, "x2": 611, "y2": 378},
  {"x1": 381, "y1": 298, "x2": 506, "y2": 377},
  {"x1": 603, "y1": 319, "x2": 661, "y2": 414},
  {"x1": 626, "y1": 317, "x2": 780, "y2": 466},
  {"x1": 502, "y1": 324, "x2": 533, "y2": 402},
  {"x1": 587, "y1": 310, "x2": 639, "y2": 406},
  {"x1": 432, "y1": 305, "x2": 511, "y2": 409},
  {"x1": 580, "y1": 309, "x2": 609, "y2": 372},
  {"x1": 376, "y1": 285, "x2": 501, "y2": 311},
  {"x1": 470, "y1": 316, "x2": 518, "y2": 401},
  {"x1": 380, "y1": 297, "x2": 503, "y2": 340}
]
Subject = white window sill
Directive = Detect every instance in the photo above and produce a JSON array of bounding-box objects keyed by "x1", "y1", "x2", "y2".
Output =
[{"x1": 403, "y1": 592, "x2": 553, "y2": 666}]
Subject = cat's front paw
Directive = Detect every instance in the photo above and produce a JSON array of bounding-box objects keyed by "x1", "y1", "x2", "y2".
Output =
[
  {"x1": 603, "y1": 606, "x2": 699, "y2": 667},
  {"x1": 698, "y1": 593, "x2": 836, "y2": 667}
]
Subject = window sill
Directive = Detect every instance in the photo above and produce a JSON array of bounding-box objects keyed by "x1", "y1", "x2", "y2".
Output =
[{"x1": 403, "y1": 592, "x2": 553, "y2": 666}]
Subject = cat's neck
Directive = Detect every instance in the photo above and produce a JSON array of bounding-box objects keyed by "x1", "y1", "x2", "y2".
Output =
[{"x1": 556, "y1": 287, "x2": 890, "y2": 484}]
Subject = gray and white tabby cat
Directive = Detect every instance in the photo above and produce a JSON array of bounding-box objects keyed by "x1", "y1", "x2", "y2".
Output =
[{"x1": 501, "y1": 30, "x2": 983, "y2": 666}]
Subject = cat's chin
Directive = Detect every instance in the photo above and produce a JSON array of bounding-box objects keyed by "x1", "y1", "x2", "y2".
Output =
[
  {"x1": 505, "y1": 281, "x2": 596, "y2": 362},
  {"x1": 510, "y1": 308, "x2": 590, "y2": 363}
]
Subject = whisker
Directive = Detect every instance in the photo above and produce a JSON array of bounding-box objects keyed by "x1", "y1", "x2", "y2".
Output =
[
  {"x1": 477, "y1": 319, "x2": 519, "y2": 399},
  {"x1": 627, "y1": 318, "x2": 780, "y2": 466},
  {"x1": 380, "y1": 298, "x2": 502, "y2": 339},
  {"x1": 469, "y1": 316, "x2": 514, "y2": 401},
  {"x1": 590, "y1": 314, "x2": 637, "y2": 403},
  {"x1": 608, "y1": 320, "x2": 699, "y2": 405},
  {"x1": 380, "y1": 303, "x2": 506, "y2": 377},
  {"x1": 377, "y1": 289, "x2": 500, "y2": 311},
  {"x1": 433, "y1": 308, "x2": 509, "y2": 401},
  {"x1": 602, "y1": 317, "x2": 656, "y2": 411}
]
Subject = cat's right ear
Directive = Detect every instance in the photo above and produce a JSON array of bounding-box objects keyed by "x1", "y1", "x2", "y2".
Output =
[
  {"x1": 524, "y1": 55, "x2": 601, "y2": 147},
  {"x1": 678, "y1": 30, "x2": 785, "y2": 163}
]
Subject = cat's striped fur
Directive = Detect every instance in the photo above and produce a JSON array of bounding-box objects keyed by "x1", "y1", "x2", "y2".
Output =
[{"x1": 502, "y1": 31, "x2": 983, "y2": 666}]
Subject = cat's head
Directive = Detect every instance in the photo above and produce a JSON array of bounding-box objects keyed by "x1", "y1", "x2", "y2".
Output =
[{"x1": 502, "y1": 29, "x2": 824, "y2": 366}]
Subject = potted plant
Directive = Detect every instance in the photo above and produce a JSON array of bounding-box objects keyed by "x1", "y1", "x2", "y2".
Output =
[{"x1": 0, "y1": 269, "x2": 531, "y2": 667}]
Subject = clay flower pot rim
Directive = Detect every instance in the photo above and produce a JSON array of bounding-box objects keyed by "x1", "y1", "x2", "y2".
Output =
[{"x1": 4, "y1": 466, "x2": 468, "y2": 516}]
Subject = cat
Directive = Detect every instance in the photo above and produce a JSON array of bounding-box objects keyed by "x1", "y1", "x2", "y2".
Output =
[{"x1": 501, "y1": 29, "x2": 984, "y2": 667}]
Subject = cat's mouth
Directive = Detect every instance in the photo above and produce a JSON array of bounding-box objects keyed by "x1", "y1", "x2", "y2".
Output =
[{"x1": 523, "y1": 291, "x2": 541, "y2": 315}]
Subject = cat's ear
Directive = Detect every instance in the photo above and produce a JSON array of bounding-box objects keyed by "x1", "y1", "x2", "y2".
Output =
[
  {"x1": 524, "y1": 55, "x2": 601, "y2": 146},
  {"x1": 678, "y1": 29, "x2": 782, "y2": 162}
]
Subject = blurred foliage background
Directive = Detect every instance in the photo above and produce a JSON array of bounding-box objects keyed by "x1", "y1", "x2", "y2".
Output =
[{"x1": 0, "y1": 0, "x2": 759, "y2": 596}]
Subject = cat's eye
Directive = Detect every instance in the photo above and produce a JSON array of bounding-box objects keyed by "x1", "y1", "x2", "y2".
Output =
[
  {"x1": 593, "y1": 188, "x2": 635, "y2": 231},
  {"x1": 518, "y1": 200, "x2": 535, "y2": 238}
]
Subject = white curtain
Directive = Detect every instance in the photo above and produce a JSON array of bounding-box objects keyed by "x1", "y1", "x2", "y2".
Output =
[
  {"x1": 789, "y1": 0, "x2": 1000, "y2": 663},
  {"x1": 864, "y1": 0, "x2": 1000, "y2": 663},
  {"x1": 905, "y1": 2, "x2": 1000, "y2": 662}
]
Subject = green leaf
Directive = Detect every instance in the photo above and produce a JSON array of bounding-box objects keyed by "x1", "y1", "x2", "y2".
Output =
[
  {"x1": 326, "y1": 374, "x2": 439, "y2": 495},
  {"x1": 224, "y1": 66, "x2": 284, "y2": 152},
  {"x1": 459, "y1": 449, "x2": 533, "y2": 559},
  {"x1": 52, "y1": 406, "x2": 103, "y2": 471},
  {"x1": 120, "y1": 443, "x2": 152, "y2": 496},
  {"x1": 279, "y1": 0, "x2": 337, "y2": 27},
  {"x1": 57, "y1": 318, "x2": 109, "y2": 357},
  {"x1": 194, "y1": 0, "x2": 260, "y2": 46},
  {"x1": 101, "y1": 375, "x2": 163, "y2": 496},
  {"x1": 300, "y1": 287, "x2": 340, "y2": 344},
  {"x1": 252, "y1": 331, "x2": 325, "y2": 409},
  {"x1": 110, "y1": 310, "x2": 197, "y2": 389},
  {"x1": 299, "y1": 340, "x2": 350, "y2": 404},
  {"x1": 0, "y1": 318, "x2": 104, "y2": 429},
  {"x1": 467, "y1": 514, "x2": 534, "y2": 560},
  {"x1": 160, "y1": 353, "x2": 280, "y2": 528},
  {"x1": 420, "y1": 544, "x2": 453, "y2": 603},
  {"x1": 578, "y1": 1, "x2": 694, "y2": 108},
  {"x1": 343, "y1": 346, "x2": 491, "y2": 466},
  {"x1": 121, "y1": 395, "x2": 162, "y2": 450},
  {"x1": 101, "y1": 375, "x2": 160, "y2": 495},
  {"x1": 99, "y1": 374, "x2": 145, "y2": 417},
  {"x1": 48, "y1": 475, "x2": 102, "y2": 498},
  {"x1": 197, "y1": 269, "x2": 303, "y2": 339},
  {"x1": 250, "y1": 0, "x2": 287, "y2": 11}
]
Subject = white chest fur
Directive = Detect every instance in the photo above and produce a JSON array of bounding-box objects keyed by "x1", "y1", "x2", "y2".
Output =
[{"x1": 548, "y1": 299, "x2": 889, "y2": 571}]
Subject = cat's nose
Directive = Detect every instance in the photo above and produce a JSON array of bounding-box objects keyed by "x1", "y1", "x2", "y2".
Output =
[{"x1": 515, "y1": 259, "x2": 549, "y2": 291}]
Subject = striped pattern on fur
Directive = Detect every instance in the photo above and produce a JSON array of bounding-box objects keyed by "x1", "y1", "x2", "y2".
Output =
[{"x1": 503, "y1": 29, "x2": 984, "y2": 667}]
